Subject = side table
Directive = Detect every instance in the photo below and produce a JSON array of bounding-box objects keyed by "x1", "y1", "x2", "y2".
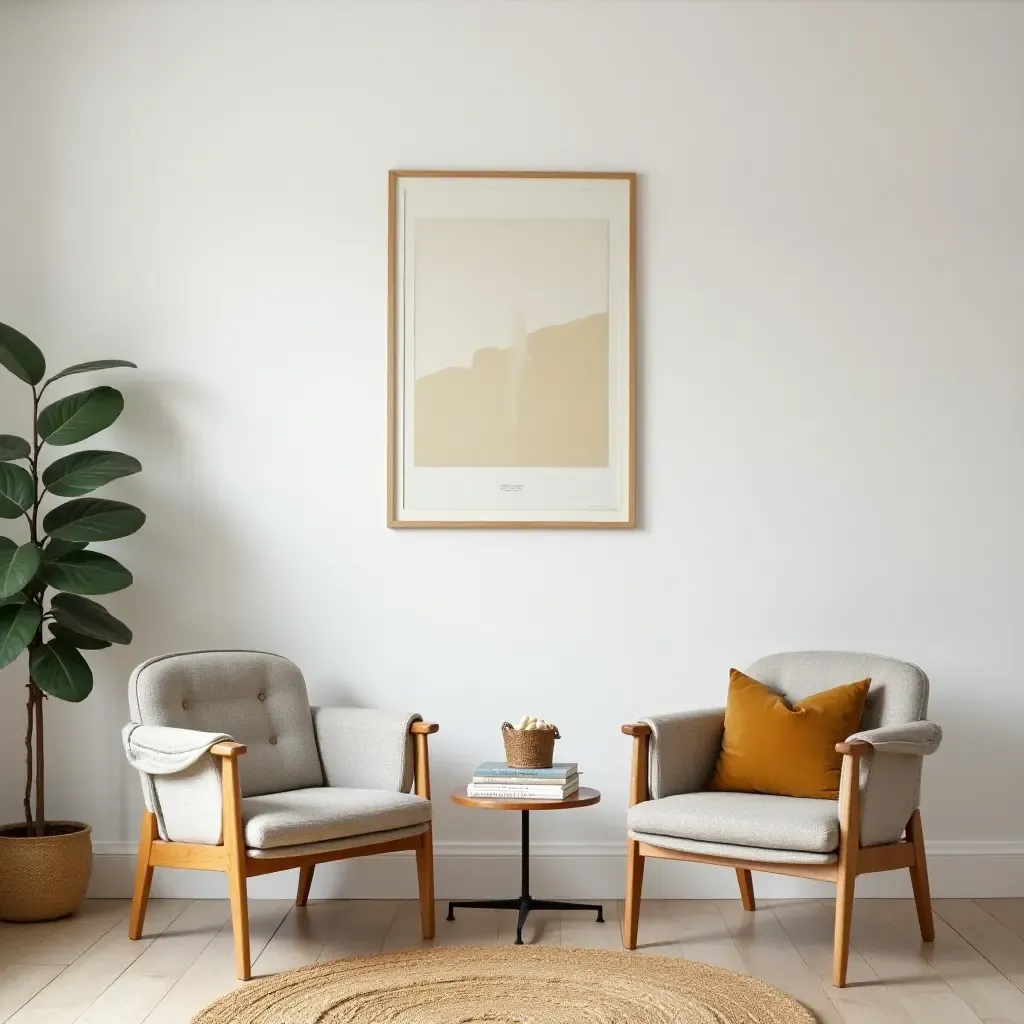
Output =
[{"x1": 447, "y1": 785, "x2": 604, "y2": 945}]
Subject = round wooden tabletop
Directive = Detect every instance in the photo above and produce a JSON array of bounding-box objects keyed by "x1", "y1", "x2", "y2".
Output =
[{"x1": 450, "y1": 786, "x2": 600, "y2": 812}]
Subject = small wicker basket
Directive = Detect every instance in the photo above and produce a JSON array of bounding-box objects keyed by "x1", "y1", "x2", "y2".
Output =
[{"x1": 501, "y1": 722, "x2": 560, "y2": 769}]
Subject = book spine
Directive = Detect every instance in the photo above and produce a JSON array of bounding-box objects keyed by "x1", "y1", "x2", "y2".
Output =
[
  {"x1": 471, "y1": 776, "x2": 576, "y2": 786},
  {"x1": 467, "y1": 784, "x2": 579, "y2": 799},
  {"x1": 474, "y1": 767, "x2": 577, "y2": 778}
]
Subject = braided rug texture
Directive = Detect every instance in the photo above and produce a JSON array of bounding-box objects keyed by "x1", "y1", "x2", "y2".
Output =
[{"x1": 191, "y1": 945, "x2": 816, "y2": 1023}]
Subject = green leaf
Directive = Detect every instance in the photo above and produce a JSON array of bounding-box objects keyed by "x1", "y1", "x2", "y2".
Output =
[
  {"x1": 42, "y1": 450, "x2": 141, "y2": 498},
  {"x1": 0, "y1": 542, "x2": 41, "y2": 600},
  {"x1": 37, "y1": 386, "x2": 124, "y2": 446},
  {"x1": 30, "y1": 640, "x2": 93, "y2": 702},
  {"x1": 44, "y1": 498, "x2": 145, "y2": 543},
  {"x1": 0, "y1": 540, "x2": 23, "y2": 600},
  {"x1": 44, "y1": 359, "x2": 137, "y2": 387},
  {"x1": 0, "y1": 435, "x2": 31, "y2": 462},
  {"x1": 45, "y1": 538, "x2": 88, "y2": 559},
  {"x1": 0, "y1": 463, "x2": 34, "y2": 518},
  {"x1": 0, "y1": 323, "x2": 45, "y2": 385},
  {"x1": 39, "y1": 549, "x2": 132, "y2": 595},
  {"x1": 50, "y1": 593, "x2": 132, "y2": 644},
  {"x1": 0, "y1": 600, "x2": 40, "y2": 668},
  {"x1": 48, "y1": 623, "x2": 112, "y2": 649}
]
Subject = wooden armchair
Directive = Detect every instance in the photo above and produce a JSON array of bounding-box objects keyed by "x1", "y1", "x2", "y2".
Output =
[
  {"x1": 621, "y1": 652, "x2": 941, "y2": 986},
  {"x1": 123, "y1": 650, "x2": 438, "y2": 979}
]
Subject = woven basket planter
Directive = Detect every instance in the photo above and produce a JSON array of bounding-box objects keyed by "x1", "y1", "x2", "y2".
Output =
[
  {"x1": 0, "y1": 821, "x2": 92, "y2": 922},
  {"x1": 501, "y1": 722, "x2": 560, "y2": 769}
]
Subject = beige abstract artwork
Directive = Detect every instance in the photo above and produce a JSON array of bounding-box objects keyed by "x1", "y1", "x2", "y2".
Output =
[{"x1": 412, "y1": 218, "x2": 610, "y2": 468}]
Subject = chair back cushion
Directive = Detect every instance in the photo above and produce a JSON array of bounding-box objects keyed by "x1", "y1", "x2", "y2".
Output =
[
  {"x1": 745, "y1": 651, "x2": 928, "y2": 730},
  {"x1": 129, "y1": 650, "x2": 324, "y2": 797}
]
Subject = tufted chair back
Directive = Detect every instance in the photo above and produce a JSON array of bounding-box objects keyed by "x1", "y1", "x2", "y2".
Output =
[
  {"x1": 129, "y1": 650, "x2": 324, "y2": 798},
  {"x1": 745, "y1": 651, "x2": 929, "y2": 730}
]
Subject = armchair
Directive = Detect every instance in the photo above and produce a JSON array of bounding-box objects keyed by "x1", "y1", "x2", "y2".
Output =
[
  {"x1": 621, "y1": 651, "x2": 941, "y2": 987},
  {"x1": 122, "y1": 650, "x2": 438, "y2": 980}
]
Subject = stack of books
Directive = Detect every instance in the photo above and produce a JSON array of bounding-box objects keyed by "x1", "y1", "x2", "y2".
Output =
[{"x1": 467, "y1": 762, "x2": 579, "y2": 799}]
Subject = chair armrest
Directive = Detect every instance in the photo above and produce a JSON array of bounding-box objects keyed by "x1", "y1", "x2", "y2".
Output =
[
  {"x1": 638, "y1": 709, "x2": 726, "y2": 800},
  {"x1": 122, "y1": 724, "x2": 234, "y2": 775},
  {"x1": 410, "y1": 721, "x2": 437, "y2": 799},
  {"x1": 836, "y1": 723, "x2": 940, "y2": 847},
  {"x1": 312, "y1": 707, "x2": 422, "y2": 792},
  {"x1": 843, "y1": 721, "x2": 942, "y2": 756},
  {"x1": 210, "y1": 741, "x2": 247, "y2": 758},
  {"x1": 122, "y1": 724, "x2": 233, "y2": 845},
  {"x1": 621, "y1": 723, "x2": 651, "y2": 738}
]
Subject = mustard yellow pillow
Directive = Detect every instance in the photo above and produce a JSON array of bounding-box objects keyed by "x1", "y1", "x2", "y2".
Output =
[{"x1": 710, "y1": 669, "x2": 870, "y2": 800}]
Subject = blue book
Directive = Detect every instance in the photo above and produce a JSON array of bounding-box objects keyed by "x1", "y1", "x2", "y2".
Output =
[{"x1": 474, "y1": 761, "x2": 577, "y2": 779}]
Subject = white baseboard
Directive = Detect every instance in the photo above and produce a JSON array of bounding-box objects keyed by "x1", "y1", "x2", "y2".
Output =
[{"x1": 87, "y1": 840, "x2": 1024, "y2": 900}]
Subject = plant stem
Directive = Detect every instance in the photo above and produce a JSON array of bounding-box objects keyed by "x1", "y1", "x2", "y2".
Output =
[
  {"x1": 29, "y1": 386, "x2": 40, "y2": 543},
  {"x1": 27, "y1": 384, "x2": 46, "y2": 836},
  {"x1": 34, "y1": 688, "x2": 44, "y2": 835},
  {"x1": 23, "y1": 687, "x2": 34, "y2": 831}
]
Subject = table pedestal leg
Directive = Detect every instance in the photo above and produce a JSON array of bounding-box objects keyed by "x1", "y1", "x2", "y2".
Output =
[{"x1": 446, "y1": 810, "x2": 604, "y2": 943}]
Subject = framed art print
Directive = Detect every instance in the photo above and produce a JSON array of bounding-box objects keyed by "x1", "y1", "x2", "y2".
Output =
[{"x1": 388, "y1": 171, "x2": 636, "y2": 527}]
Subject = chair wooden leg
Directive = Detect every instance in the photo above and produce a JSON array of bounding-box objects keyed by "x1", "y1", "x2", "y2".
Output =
[
  {"x1": 221, "y1": 751, "x2": 251, "y2": 981},
  {"x1": 906, "y1": 809, "x2": 935, "y2": 942},
  {"x1": 832, "y1": 865, "x2": 856, "y2": 987},
  {"x1": 415, "y1": 826, "x2": 435, "y2": 939},
  {"x1": 128, "y1": 810, "x2": 157, "y2": 940},
  {"x1": 296, "y1": 865, "x2": 315, "y2": 908},
  {"x1": 226, "y1": 855, "x2": 251, "y2": 981},
  {"x1": 623, "y1": 838, "x2": 645, "y2": 950},
  {"x1": 736, "y1": 868, "x2": 755, "y2": 911},
  {"x1": 832, "y1": 744, "x2": 863, "y2": 988}
]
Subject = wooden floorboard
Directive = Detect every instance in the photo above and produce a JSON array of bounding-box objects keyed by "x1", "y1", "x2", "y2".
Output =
[{"x1": 1, "y1": 898, "x2": 1020, "y2": 1023}]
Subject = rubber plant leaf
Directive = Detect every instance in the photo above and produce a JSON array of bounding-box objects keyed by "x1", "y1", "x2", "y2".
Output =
[
  {"x1": 30, "y1": 640, "x2": 94, "y2": 702},
  {"x1": 37, "y1": 386, "x2": 124, "y2": 446},
  {"x1": 43, "y1": 498, "x2": 145, "y2": 543},
  {"x1": 0, "y1": 322, "x2": 45, "y2": 385},
  {"x1": 42, "y1": 450, "x2": 142, "y2": 497}
]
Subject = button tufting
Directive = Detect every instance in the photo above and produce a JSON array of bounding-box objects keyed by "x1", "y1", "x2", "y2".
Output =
[
  {"x1": 181, "y1": 700, "x2": 189, "y2": 710},
  {"x1": 257, "y1": 692, "x2": 266, "y2": 702},
  {"x1": 269, "y1": 736, "x2": 278, "y2": 745}
]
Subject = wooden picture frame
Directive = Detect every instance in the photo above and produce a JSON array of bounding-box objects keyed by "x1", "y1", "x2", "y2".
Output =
[{"x1": 388, "y1": 171, "x2": 636, "y2": 528}]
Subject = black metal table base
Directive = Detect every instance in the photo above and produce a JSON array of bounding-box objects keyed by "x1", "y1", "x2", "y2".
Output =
[{"x1": 446, "y1": 809, "x2": 604, "y2": 944}]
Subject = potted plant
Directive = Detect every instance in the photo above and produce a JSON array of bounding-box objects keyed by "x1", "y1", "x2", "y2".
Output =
[{"x1": 0, "y1": 321, "x2": 144, "y2": 922}]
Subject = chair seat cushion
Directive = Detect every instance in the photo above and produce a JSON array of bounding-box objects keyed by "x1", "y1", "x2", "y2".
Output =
[
  {"x1": 628, "y1": 831, "x2": 837, "y2": 865},
  {"x1": 627, "y1": 791, "x2": 840, "y2": 854},
  {"x1": 242, "y1": 787, "x2": 431, "y2": 851}
]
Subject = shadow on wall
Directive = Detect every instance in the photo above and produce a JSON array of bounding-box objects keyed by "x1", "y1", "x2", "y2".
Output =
[
  {"x1": 922, "y1": 679, "x2": 1021, "y2": 842},
  {"x1": 39, "y1": 376, "x2": 312, "y2": 843}
]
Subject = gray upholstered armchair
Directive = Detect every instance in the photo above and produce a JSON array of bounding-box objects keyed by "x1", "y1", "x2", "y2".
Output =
[
  {"x1": 122, "y1": 650, "x2": 438, "y2": 980},
  {"x1": 621, "y1": 652, "x2": 941, "y2": 987}
]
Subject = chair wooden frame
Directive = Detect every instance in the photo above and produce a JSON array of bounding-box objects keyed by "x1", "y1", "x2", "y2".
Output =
[
  {"x1": 128, "y1": 721, "x2": 439, "y2": 980},
  {"x1": 621, "y1": 724, "x2": 934, "y2": 987}
]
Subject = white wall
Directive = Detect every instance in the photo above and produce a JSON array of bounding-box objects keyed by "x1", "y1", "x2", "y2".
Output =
[{"x1": 1, "y1": 0, "x2": 1022, "y2": 899}]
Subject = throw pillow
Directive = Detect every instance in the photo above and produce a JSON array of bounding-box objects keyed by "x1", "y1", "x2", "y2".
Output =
[{"x1": 710, "y1": 669, "x2": 870, "y2": 800}]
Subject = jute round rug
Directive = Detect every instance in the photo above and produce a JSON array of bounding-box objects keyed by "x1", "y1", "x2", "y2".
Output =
[{"x1": 192, "y1": 946, "x2": 815, "y2": 1023}]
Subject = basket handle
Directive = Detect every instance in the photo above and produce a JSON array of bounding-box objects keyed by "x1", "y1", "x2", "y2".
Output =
[{"x1": 501, "y1": 721, "x2": 561, "y2": 738}]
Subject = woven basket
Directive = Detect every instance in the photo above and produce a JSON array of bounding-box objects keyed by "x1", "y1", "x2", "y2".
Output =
[
  {"x1": 501, "y1": 722, "x2": 560, "y2": 769},
  {"x1": 0, "y1": 821, "x2": 92, "y2": 922}
]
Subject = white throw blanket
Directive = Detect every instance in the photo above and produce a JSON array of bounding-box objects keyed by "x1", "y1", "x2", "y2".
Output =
[{"x1": 122, "y1": 723, "x2": 233, "y2": 775}]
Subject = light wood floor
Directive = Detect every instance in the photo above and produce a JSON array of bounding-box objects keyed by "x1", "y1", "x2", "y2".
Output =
[{"x1": 1, "y1": 897, "x2": 1022, "y2": 1023}]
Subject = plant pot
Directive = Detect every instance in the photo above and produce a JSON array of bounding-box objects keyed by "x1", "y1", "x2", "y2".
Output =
[{"x1": 0, "y1": 821, "x2": 92, "y2": 922}]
